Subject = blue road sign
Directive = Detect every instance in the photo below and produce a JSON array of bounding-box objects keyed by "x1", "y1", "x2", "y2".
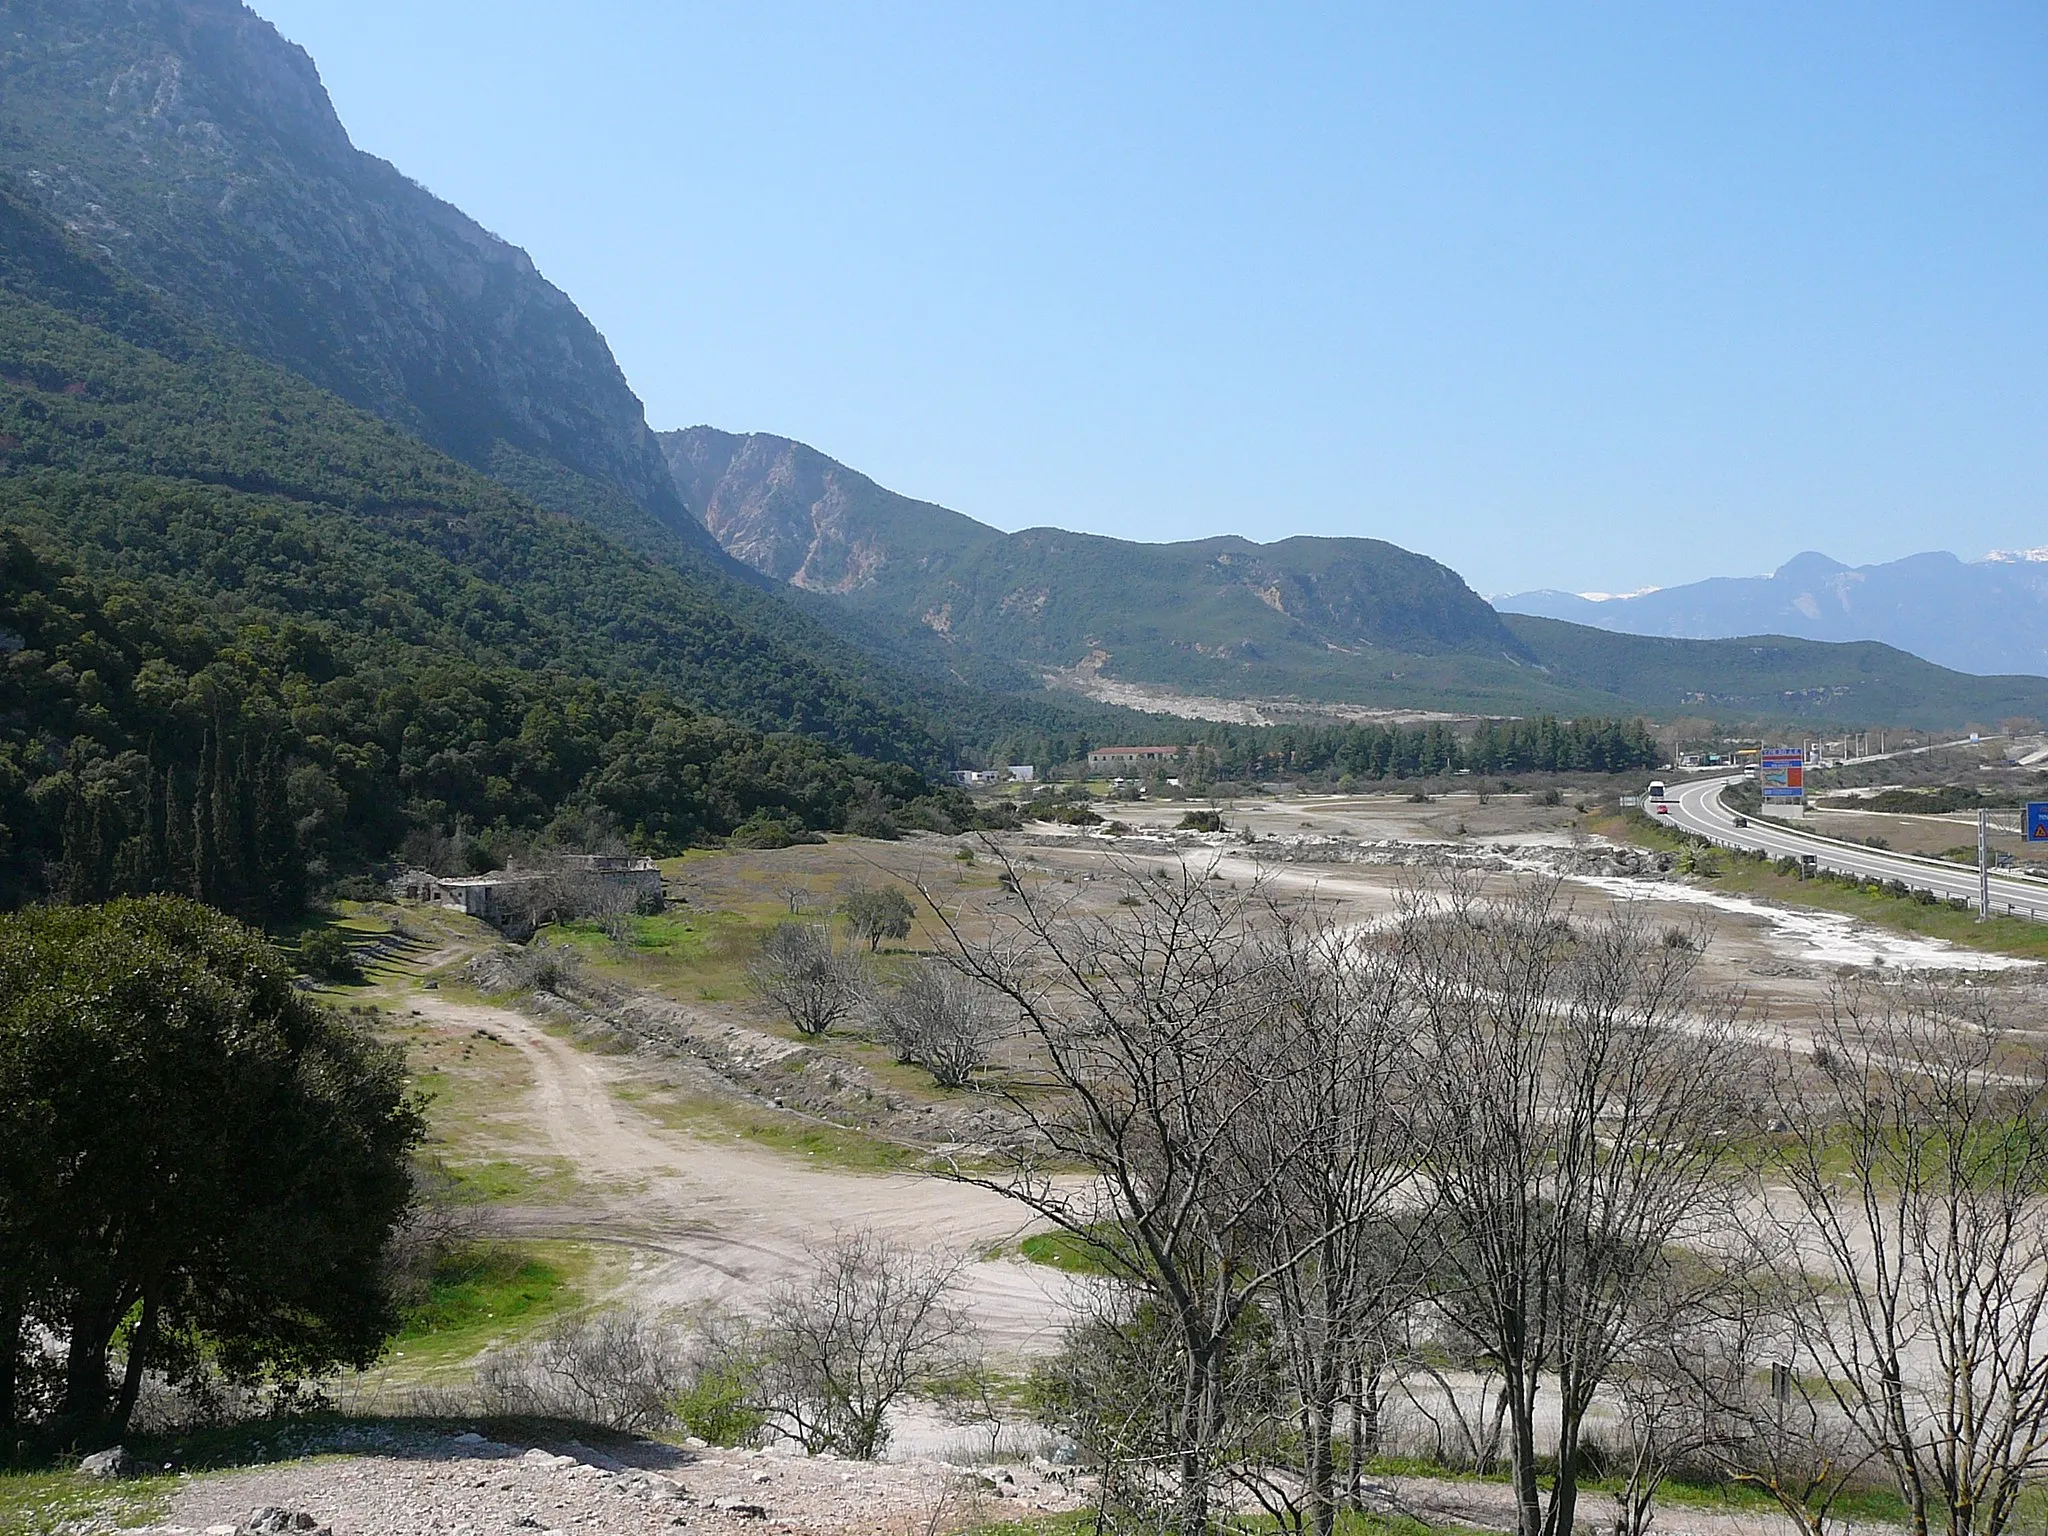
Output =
[{"x1": 2027, "y1": 803, "x2": 2048, "y2": 842}]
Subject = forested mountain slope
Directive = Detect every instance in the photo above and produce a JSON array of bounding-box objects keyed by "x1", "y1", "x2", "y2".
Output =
[
  {"x1": 662, "y1": 426, "x2": 1538, "y2": 702},
  {"x1": 0, "y1": 187, "x2": 955, "y2": 908}
]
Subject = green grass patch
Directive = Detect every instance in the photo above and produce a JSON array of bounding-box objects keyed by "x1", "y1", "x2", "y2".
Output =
[
  {"x1": 387, "y1": 1241, "x2": 589, "y2": 1371},
  {"x1": 435, "y1": 1156, "x2": 581, "y2": 1205},
  {"x1": 0, "y1": 1469, "x2": 169, "y2": 1535},
  {"x1": 1019, "y1": 1227, "x2": 1125, "y2": 1276}
]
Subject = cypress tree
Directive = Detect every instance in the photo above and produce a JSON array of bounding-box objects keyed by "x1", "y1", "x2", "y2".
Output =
[
  {"x1": 254, "y1": 739, "x2": 303, "y2": 921},
  {"x1": 163, "y1": 762, "x2": 192, "y2": 896},
  {"x1": 191, "y1": 729, "x2": 216, "y2": 904},
  {"x1": 209, "y1": 730, "x2": 241, "y2": 916}
]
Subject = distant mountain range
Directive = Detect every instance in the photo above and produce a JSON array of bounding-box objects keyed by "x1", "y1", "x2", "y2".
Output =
[
  {"x1": 1497, "y1": 550, "x2": 2048, "y2": 678},
  {"x1": 661, "y1": 429, "x2": 2048, "y2": 728}
]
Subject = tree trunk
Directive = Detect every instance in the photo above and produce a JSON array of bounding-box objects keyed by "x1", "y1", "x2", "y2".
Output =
[
  {"x1": 59, "y1": 1291, "x2": 125, "y2": 1427},
  {"x1": 0, "y1": 1291, "x2": 20, "y2": 1437},
  {"x1": 1506, "y1": 1369, "x2": 1544, "y2": 1536},
  {"x1": 1346, "y1": 1358, "x2": 1368, "y2": 1510},
  {"x1": 1176, "y1": 1335, "x2": 1216, "y2": 1536},
  {"x1": 1303, "y1": 1387, "x2": 1336, "y2": 1536},
  {"x1": 113, "y1": 1289, "x2": 160, "y2": 1435},
  {"x1": 1544, "y1": 1405, "x2": 1585, "y2": 1536}
]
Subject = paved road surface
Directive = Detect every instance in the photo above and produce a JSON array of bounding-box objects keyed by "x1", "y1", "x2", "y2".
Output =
[{"x1": 1657, "y1": 773, "x2": 2048, "y2": 922}]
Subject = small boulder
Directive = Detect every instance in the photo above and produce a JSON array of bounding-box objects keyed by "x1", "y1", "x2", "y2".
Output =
[
  {"x1": 240, "y1": 1510, "x2": 329, "y2": 1536},
  {"x1": 78, "y1": 1446, "x2": 131, "y2": 1480}
]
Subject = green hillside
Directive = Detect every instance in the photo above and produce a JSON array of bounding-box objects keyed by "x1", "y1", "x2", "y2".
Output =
[
  {"x1": 662, "y1": 427, "x2": 1543, "y2": 707},
  {"x1": 665, "y1": 428, "x2": 2048, "y2": 729}
]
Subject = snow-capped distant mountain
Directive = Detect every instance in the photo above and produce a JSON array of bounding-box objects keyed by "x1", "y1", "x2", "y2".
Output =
[{"x1": 1495, "y1": 550, "x2": 2048, "y2": 678}]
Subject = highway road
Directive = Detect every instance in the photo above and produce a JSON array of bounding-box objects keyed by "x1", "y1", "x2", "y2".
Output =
[{"x1": 1657, "y1": 772, "x2": 2048, "y2": 923}]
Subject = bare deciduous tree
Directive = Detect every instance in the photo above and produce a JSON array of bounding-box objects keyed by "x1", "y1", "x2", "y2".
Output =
[
  {"x1": 1763, "y1": 978, "x2": 2048, "y2": 1536},
  {"x1": 1239, "y1": 913, "x2": 1431, "y2": 1536},
  {"x1": 748, "y1": 922, "x2": 868, "y2": 1037},
  {"x1": 878, "y1": 964, "x2": 1006, "y2": 1088},
  {"x1": 1406, "y1": 878, "x2": 1758, "y2": 1536},
  {"x1": 928, "y1": 852, "x2": 1351, "y2": 1536},
  {"x1": 749, "y1": 1229, "x2": 977, "y2": 1459}
]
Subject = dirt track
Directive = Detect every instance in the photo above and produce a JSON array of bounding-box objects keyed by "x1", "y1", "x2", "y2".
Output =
[{"x1": 411, "y1": 994, "x2": 1082, "y2": 1358}]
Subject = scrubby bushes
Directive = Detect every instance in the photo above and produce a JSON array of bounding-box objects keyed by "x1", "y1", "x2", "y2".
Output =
[
  {"x1": 473, "y1": 1233, "x2": 973, "y2": 1459},
  {"x1": 296, "y1": 925, "x2": 362, "y2": 981}
]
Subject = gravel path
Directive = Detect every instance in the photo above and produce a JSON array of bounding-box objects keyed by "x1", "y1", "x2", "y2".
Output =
[
  {"x1": 409, "y1": 995, "x2": 1084, "y2": 1358},
  {"x1": 134, "y1": 1428, "x2": 1084, "y2": 1536}
]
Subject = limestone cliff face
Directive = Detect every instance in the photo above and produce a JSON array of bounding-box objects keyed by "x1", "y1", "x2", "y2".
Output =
[
  {"x1": 0, "y1": 0, "x2": 695, "y2": 533},
  {"x1": 661, "y1": 426, "x2": 998, "y2": 591}
]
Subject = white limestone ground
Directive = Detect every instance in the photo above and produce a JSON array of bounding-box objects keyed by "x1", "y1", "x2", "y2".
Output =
[{"x1": 139, "y1": 1428, "x2": 1084, "y2": 1536}]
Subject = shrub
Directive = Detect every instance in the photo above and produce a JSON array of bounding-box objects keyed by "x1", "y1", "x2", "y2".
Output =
[
  {"x1": 750, "y1": 1231, "x2": 977, "y2": 1458},
  {"x1": 879, "y1": 965, "x2": 1005, "y2": 1087},
  {"x1": 476, "y1": 1307, "x2": 688, "y2": 1433},
  {"x1": 1177, "y1": 810, "x2": 1224, "y2": 833},
  {"x1": 296, "y1": 926, "x2": 362, "y2": 981},
  {"x1": 729, "y1": 812, "x2": 825, "y2": 850},
  {"x1": 672, "y1": 1355, "x2": 767, "y2": 1447},
  {"x1": 506, "y1": 938, "x2": 585, "y2": 995}
]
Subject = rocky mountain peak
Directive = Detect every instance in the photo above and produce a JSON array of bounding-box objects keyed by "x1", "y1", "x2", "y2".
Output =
[{"x1": 0, "y1": 0, "x2": 695, "y2": 534}]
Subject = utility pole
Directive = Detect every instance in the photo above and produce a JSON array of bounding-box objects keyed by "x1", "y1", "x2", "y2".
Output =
[{"x1": 1979, "y1": 807, "x2": 1992, "y2": 922}]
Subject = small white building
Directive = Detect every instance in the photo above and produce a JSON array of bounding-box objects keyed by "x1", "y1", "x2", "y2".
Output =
[
  {"x1": 1007, "y1": 764, "x2": 1037, "y2": 783},
  {"x1": 950, "y1": 769, "x2": 1002, "y2": 787},
  {"x1": 395, "y1": 853, "x2": 663, "y2": 924},
  {"x1": 1087, "y1": 744, "x2": 1183, "y2": 772}
]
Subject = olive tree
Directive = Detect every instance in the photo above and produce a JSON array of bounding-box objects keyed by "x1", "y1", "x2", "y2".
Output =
[
  {"x1": 0, "y1": 897, "x2": 423, "y2": 1442},
  {"x1": 840, "y1": 883, "x2": 915, "y2": 952}
]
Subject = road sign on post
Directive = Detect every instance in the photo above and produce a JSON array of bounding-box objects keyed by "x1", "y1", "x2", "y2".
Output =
[
  {"x1": 1760, "y1": 750, "x2": 1804, "y2": 804},
  {"x1": 1980, "y1": 808, "x2": 1992, "y2": 921},
  {"x1": 2027, "y1": 803, "x2": 2048, "y2": 842}
]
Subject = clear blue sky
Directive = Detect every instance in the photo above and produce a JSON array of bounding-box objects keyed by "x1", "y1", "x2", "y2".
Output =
[{"x1": 253, "y1": 1, "x2": 2045, "y2": 596}]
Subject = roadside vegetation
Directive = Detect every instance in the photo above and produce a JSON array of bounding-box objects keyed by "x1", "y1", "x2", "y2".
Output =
[{"x1": 1595, "y1": 804, "x2": 2048, "y2": 961}]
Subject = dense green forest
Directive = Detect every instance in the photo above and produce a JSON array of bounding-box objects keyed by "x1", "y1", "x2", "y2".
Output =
[
  {"x1": 0, "y1": 193, "x2": 978, "y2": 911},
  {"x1": 1061, "y1": 715, "x2": 1660, "y2": 785},
  {"x1": 0, "y1": 529, "x2": 932, "y2": 911}
]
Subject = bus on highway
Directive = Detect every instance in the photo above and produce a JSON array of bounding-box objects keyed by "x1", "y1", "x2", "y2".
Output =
[{"x1": 1647, "y1": 779, "x2": 1667, "y2": 802}]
